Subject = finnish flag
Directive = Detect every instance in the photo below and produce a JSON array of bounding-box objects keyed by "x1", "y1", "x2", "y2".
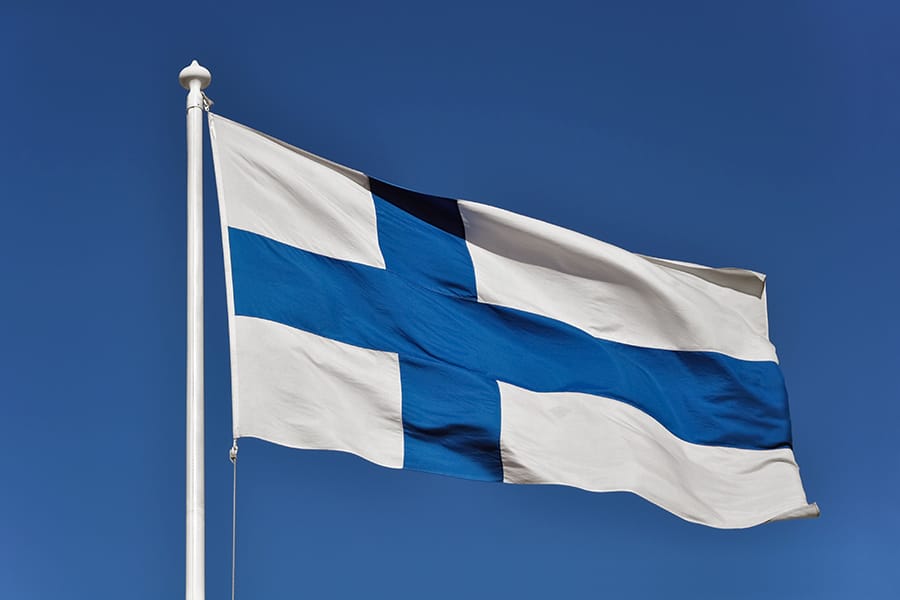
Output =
[{"x1": 208, "y1": 113, "x2": 817, "y2": 529}]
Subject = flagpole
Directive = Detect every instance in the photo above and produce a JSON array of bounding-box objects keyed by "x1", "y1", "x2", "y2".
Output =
[{"x1": 179, "y1": 59, "x2": 211, "y2": 600}]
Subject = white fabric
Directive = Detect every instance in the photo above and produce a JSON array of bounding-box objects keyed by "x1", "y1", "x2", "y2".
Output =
[
  {"x1": 498, "y1": 381, "x2": 816, "y2": 529},
  {"x1": 208, "y1": 113, "x2": 385, "y2": 268},
  {"x1": 459, "y1": 200, "x2": 776, "y2": 362},
  {"x1": 231, "y1": 316, "x2": 404, "y2": 468}
]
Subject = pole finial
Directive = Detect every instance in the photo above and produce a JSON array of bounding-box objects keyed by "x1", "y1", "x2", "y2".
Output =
[{"x1": 179, "y1": 60, "x2": 212, "y2": 90}]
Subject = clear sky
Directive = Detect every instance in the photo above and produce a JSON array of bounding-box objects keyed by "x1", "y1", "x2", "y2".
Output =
[{"x1": 2, "y1": 1, "x2": 898, "y2": 598}]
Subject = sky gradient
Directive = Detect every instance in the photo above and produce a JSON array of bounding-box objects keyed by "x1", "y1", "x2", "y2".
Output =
[{"x1": 2, "y1": 2, "x2": 898, "y2": 598}]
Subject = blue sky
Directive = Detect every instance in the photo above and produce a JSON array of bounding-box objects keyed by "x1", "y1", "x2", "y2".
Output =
[{"x1": 2, "y1": 1, "x2": 898, "y2": 598}]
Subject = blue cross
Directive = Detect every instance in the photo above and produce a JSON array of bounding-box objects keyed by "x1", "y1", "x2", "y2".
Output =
[{"x1": 229, "y1": 179, "x2": 790, "y2": 482}]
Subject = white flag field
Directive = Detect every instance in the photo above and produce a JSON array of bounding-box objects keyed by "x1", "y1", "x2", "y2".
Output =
[{"x1": 208, "y1": 112, "x2": 818, "y2": 529}]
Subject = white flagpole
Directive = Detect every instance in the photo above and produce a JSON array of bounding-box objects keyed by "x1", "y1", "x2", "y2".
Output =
[{"x1": 179, "y1": 59, "x2": 211, "y2": 600}]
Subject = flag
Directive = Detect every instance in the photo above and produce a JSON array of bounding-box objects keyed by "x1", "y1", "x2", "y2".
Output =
[{"x1": 208, "y1": 112, "x2": 817, "y2": 529}]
